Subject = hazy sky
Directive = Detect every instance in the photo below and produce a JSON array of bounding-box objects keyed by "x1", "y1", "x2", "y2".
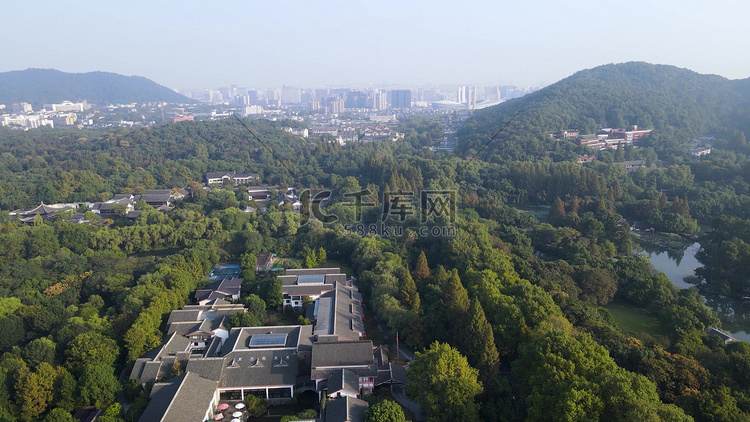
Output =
[{"x1": 3, "y1": 0, "x2": 748, "y2": 90}]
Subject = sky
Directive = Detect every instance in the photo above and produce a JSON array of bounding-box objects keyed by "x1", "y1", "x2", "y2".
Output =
[{"x1": 2, "y1": 0, "x2": 749, "y2": 91}]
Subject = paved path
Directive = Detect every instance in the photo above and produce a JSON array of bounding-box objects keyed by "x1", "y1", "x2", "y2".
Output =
[{"x1": 392, "y1": 385, "x2": 425, "y2": 421}]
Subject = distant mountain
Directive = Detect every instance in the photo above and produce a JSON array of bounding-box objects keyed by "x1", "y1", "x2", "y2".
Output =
[
  {"x1": 459, "y1": 62, "x2": 750, "y2": 158},
  {"x1": 0, "y1": 68, "x2": 195, "y2": 106}
]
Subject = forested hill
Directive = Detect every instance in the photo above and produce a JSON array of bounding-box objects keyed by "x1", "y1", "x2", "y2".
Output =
[
  {"x1": 0, "y1": 69, "x2": 195, "y2": 106},
  {"x1": 458, "y1": 62, "x2": 750, "y2": 160}
]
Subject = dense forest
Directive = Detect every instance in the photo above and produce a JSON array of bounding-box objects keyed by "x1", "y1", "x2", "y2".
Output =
[
  {"x1": 0, "y1": 69, "x2": 194, "y2": 106},
  {"x1": 1, "y1": 62, "x2": 750, "y2": 421}
]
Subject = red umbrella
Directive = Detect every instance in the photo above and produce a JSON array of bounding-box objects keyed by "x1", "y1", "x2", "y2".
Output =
[
  {"x1": 218, "y1": 404, "x2": 230, "y2": 411},
  {"x1": 213, "y1": 414, "x2": 224, "y2": 420}
]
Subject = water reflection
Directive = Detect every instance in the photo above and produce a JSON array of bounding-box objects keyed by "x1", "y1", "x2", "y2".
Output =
[
  {"x1": 639, "y1": 241, "x2": 688, "y2": 265},
  {"x1": 638, "y1": 236, "x2": 750, "y2": 342},
  {"x1": 642, "y1": 242, "x2": 702, "y2": 290},
  {"x1": 701, "y1": 291, "x2": 750, "y2": 342}
]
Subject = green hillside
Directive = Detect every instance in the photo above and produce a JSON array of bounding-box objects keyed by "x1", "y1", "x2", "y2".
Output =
[
  {"x1": 0, "y1": 68, "x2": 195, "y2": 106},
  {"x1": 458, "y1": 62, "x2": 750, "y2": 160}
]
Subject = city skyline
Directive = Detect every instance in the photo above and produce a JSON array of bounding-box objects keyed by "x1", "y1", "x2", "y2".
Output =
[{"x1": 2, "y1": 1, "x2": 749, "y2": 90}]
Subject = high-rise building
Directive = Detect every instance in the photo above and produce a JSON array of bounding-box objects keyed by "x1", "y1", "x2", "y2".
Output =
[
  {"x1": 203, "y1": 90, "x2": 222, "y2": 103},
  {"x1": 219, "y1": 87, "x2": 232, "y2": 100},
  {"x1": 457, "y1": 87, "x2": 466, "y2": 104},
  {"x1": 457, "y1": 86, "x2": 476, "y2": 109},
  {"x1": 484, "y1": 86, "x2": 501, "y2": 101},
  {"x1": 247, "y1": 90, "x2": 260, "y2": 104},
  {"x1": 346, "y1": 91, "x2": 368, "y2": 109},
  {"x1": 467, "y1": 86, "x2": 477, "y2": 110},
  {"x1": 314, "y1": 88, "x2": 330, "y2": 102},
  {"x1": 329, "y1": 98, "x2": 345, "y2": 114},
  {"x1": 281, "y1": 86, "x2": 301, "y2": 104},
  {"x1": 371, "y1": 90, "x2": 387, "y2": 110},
  {"x1": 234, "y1": 95, "x2": 250, "y2": 105},
  {"x1": 390, "y1": 90, "x2": 411, "y2": 108}
]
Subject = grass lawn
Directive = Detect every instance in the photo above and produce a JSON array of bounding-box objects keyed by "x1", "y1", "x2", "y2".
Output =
[
  {"x1": 273, "y1": 257, "x2": 302, "y2": 268},
  {"x1": 318, "y1": 259, "x2": 354, "y2": 276},
  {"x1": 604, "y1": 302, "x2": 670, "y2": 346}
]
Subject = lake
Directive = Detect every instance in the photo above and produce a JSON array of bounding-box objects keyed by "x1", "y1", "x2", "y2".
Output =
[{"x1": 639, "y1": 234, "x2": 750, "y2": 342}]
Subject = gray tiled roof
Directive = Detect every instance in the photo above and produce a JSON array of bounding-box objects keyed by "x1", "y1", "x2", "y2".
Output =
[
  {"x1": 220, "y1": 349, "x2": 297, "y2": 388},
  {"x1": 311, "y1": 341, "x2": 376, "y2": 379},
  {"x1": 227, "y1": 326, "x2": 302, "y2": 352},
  {"x1": 167, "y1": 322, "x2": 203, "y2": 337},
  {"x1": 376, "y1": 363, "x2": 407, "y2": 386},
  {"x1": 278, "y1": 275, "x2": 300, "y2": 286},
  {"x1": 166, "y1": 309, "x2": 203, "y2": 325},
  {"x1": 206, "y1": 172, "x2": 232, "y2": 180},
  {"x1": 160, "y1": 333, "x2": 193, "y2": 355},
  {"x1": 327, "y1": 369, "x2": 360, "y2": 396},
  {"x1": 134, "y1": 193, "x2": 171, "y2": 205},
  {"x1": 298, "y1": 325, "x2": 315, "y2": 352},
  {"x1": 193, "y1": 289, "x2": 214, "y2": 303},
  {"x1": 325, "y1": 396, "x2": 368, "y2": 422},
  {"x1": 140, "y1": 361, "x2": 167, "y2": 383},
  {"x1": 335, "y1": 284, "x2": 364, "y2": 341},
  {"x1": 374, "y1": 345, "x2": 388, "y2": 368},
  {"x1": 284, "y1": 284, "x2": 334, "y2": 296},
  {"x1": 130, "y1": 359, "x2": 148, "y2": 381},
  {"x1": 185, "y1": 358, "x2": 225, "y2": 381},
  {"x1": 130, "y1": 333, "x2": 192, "y2": 384},
  {"x1": 325, "y1": 274, "x2": 347, "y2": 285},
  {"x1": 138, "y1": 372, "x2": 218, "y2": 422}
]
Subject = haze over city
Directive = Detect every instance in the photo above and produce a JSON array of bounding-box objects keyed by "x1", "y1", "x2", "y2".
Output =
[{"x1": 3, "y1": 0, "x2": 749, "y2": 90}]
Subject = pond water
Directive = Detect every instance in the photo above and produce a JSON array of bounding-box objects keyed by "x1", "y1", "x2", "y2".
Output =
[
  {"x1": 640, "y1": 236, "x2": 750, "y2": 342},
  {"x1": 643, "y1": 242, "x2": 703, "y2": 290}
]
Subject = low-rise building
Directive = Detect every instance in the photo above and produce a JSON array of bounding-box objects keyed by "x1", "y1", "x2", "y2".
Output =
[
  {"x1": 43, "y1": 101, "x2": 88, "y2": 112},
  {"x1": 311, "y1": 340, "x2": 377, "y2": 393},
  {"x1": 256, "y1": 252, "x2": 276, "y2": 273},
  {"x1": 278, "y1": 268, "x2": 343, "y2": 308},
  {"x1": 690, "y1": 147, "x2": 712, "y2": 156},
  {"x1": 205, "y1": 172, "x2": 259, "y2": 187},
  {"x1": 1, "y1": 114, "x2": 54, "y2": 128},
  {"x1": 166, "y1": 115, "x2": 194, "y2": 123},
  {"x1": 620, "y1": 160, "x2": 647, "y2": 171},
  {"x1": 138, "y1": 372, "x2": 220, "y2": 422},
  {"x1": 324, "y1": 395, "x2": 368, "y2": 422},
  {"x1": 132, "y1": 268, "x2": 378, "y2": 421},
  {"x1": 194, "y1": 277, "x2": 243, "y2": 305}
]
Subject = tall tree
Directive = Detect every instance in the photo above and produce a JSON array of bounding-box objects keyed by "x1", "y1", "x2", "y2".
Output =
[
  {"x1": 413, "y1": 251, "x2": 431, "y2": 283},
  {"x1": 406, "y1": 342, "x2": 483, "y2": 422},
  {"x1": 365, "y1": 399, "x2": 406, "y2": 422},
  {"x1": 549, "y1": 197, "x2": 566, "y2": 223},
  {"x1": 463, "y1": 297, "x2": 499, "y2": 384},
  {"x1": 397, "y1": 268, "x2": 420, "y2": 312},
  {"x1": 15, "y1": 362, "x2": 58, "y2": 420},
  {"x1": 442, "y1": 269, "x2": 470, "y2": 344}
]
